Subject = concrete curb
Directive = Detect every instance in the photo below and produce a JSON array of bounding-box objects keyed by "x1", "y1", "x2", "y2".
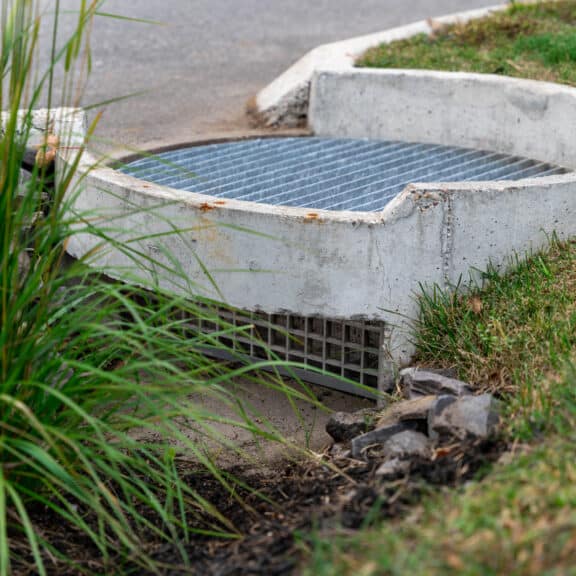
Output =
[
  {"x1": 251, "y1": 4, "x2": 505, "y2": 127},
  {"x1": 309, "y1": 68, "x2": 576, "y2": 168}
]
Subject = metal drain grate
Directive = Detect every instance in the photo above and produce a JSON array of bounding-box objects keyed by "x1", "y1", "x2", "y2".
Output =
[
  {"x1": 182, "y1": 304, "x2": 387, "y2": 398},
  {"x1": 119, "y1": 137, "x2": 569, "y2": 212}
]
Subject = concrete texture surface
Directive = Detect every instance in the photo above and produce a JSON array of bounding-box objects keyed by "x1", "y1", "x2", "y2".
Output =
[
  {"x1": 38, "y1": 0, "x2": 494, "y2": 154},
  {"x1": 310, "y1": 69, "x2": 576, "y2": 167}
]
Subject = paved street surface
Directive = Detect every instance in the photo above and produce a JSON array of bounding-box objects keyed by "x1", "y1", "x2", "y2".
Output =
[{"x1": 42, "y1": 0, "x2": 494, "y2": 154}]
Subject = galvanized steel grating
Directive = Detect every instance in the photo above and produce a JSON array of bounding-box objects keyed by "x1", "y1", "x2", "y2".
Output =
[
  {"x1": 119, "y1": 137, "x2": 569, "y2": 212},
  {"x1": 182, "y1": 304, "x2": 387, "y2": 398}
]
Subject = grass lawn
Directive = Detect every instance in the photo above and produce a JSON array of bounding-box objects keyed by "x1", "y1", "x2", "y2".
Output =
[{"x1": 358, "y1": 1, "x2": 576, "y2": 87}]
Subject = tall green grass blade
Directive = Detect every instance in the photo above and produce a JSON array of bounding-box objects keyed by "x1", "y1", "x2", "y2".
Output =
[
  {"x1": 94, "y1": 11, "x2": 165, "y2": 26},
  {"x1": 6, "y1": 483, "x2": 47, "y2": 576},
  {"x1": 0, "y1": 475, "x2": 8, "y2": 576}
]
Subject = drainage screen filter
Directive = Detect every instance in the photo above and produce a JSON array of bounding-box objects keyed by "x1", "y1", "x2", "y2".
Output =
[
  {"x1": 120, "y1": 137, "x2": 567, "y2": 212},
  {"x1": 183, "y1": 305, "x2": 386, "y2": 398}
]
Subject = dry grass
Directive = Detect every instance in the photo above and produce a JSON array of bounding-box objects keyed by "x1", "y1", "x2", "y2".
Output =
[{"x1": 415, "y1": 239, "x2": 576, "y2": 399}]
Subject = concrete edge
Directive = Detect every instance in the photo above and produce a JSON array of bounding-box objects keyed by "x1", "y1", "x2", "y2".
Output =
[
  {"x1": 112, "y1": 128, "x2": 311, "y2": 165},
  {"x1": 1, "y1": 107, "x2": 86, "y2": 149},
  {"x1": 64, "y1": 130, "x2": 576, "y2": 230},
  {"x1": 251, "y1": 3, "x2": 506, "y2": 127}
]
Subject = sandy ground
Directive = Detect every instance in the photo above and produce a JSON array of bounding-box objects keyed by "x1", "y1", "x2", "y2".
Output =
[
  {"x1": 129, "y1": 374, "x2": 375, "y2": 467},
  {"x1": 187, "y1": 377, "x2": 375, "y2": 465}
]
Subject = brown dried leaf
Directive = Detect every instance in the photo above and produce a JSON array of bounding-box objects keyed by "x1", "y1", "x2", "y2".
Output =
[
  {"x1": 445, "y1": 552, "x2": 464, "y2": 570},
  {"x1": 469, "y1": 296, "x2": 484, "y2": 315},
  {"x1": 35, "y1": 133, "x2": 60, "y2": 168}
]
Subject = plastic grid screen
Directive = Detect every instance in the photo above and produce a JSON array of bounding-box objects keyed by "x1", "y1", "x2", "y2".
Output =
[{"x1": 183, "y1": 305, "x2": 386, "y2": 397}]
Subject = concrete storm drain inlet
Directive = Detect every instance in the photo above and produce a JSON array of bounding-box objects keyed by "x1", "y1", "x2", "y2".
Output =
[
  {"x1": 50, "y1": 14, "x2": 576, "y2": 398},
  {"x1": 114, "y1": 136, "x2": 568, "y2": 397}
]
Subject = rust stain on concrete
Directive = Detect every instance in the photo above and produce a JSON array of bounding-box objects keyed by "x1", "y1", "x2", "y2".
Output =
[{"x1": 198, "y1": 202, "x2": 216, "y2": 212}]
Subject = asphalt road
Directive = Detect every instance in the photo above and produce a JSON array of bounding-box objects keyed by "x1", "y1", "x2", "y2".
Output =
[{"x1": 43, "y1": 0, "x2": 495, "y2": 154}]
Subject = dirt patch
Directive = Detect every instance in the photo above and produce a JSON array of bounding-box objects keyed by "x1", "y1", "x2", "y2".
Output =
[{"x1": 13, "y1": 435, "x2": 506, "y2": 575}]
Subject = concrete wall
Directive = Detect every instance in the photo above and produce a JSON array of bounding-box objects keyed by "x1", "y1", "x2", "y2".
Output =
[
  {"x1": 1, "y1": 108, "x2": 85, "y2": 149},
  {"x1": 53, "y1": 4, "x2": 576, "y2": 374},
  {"x1": 64, "y1": 149, "x2": 437, "y2": 364},
  {"x1": 58, "y1": 65, "x2": 576, "y2": 369},
  {"x1": 310, "y1": 69, "x2": 576, "y2": 169}
]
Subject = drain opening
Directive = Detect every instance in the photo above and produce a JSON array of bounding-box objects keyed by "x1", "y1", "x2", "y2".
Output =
[
  {"x1": 182, "y1": 304, "x2": 387, "y2": 398},
  {"x1": 119, "y1": 136, "x2": 568, "y2": 213}
]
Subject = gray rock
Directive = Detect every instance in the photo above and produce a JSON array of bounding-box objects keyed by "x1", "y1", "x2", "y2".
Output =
[
  {"x1": 326, "y1": 408, "x2": 379, "y2": 443},
  {"x1": 376, "y1": 395, "x2": 437, "y2": 428},
  {"x1": 17, "y1": 251, "x2": 31, "y2": 280},
  {"x1": 351, "y1": 422, "x2": 413, "y2": 459},
  {"x1": 423, "y1": 366, "x2": 459, "y2": 379},
  {"x1": 375, "y1": 458, "x2": 411, "y2": 478},
  {"x1": 400, "y1": 367, "x2": 472, "y2": 398},
  {"x1": 428, "y1": 394, "x2": 500, "y2": 441},
  {"x1": 381, "y1": 430, "x2": 431, "y2": 460},
  {"x1": 51, "y1": 361, "x2": 74, "y2": 388}
]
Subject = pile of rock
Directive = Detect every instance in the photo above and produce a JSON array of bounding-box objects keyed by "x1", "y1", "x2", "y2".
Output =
[{"x1": 326, "y1": 368, "x2": 500, "y2": 479}]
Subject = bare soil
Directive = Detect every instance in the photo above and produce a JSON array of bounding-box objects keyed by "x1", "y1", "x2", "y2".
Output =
[{"x1": 14, "y1": 435, "x2": 506, "y2": 575}]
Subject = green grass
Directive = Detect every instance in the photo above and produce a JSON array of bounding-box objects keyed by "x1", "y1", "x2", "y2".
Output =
[
  {"x1": 358, "y1": 1, "x2": 576, "y2": 86},
  {"x1": 303, "y1": 239, "x2": 576, "y2": 575}
]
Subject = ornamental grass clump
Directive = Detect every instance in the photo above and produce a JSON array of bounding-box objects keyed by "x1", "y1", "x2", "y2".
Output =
[{"x1": 1, "y1": 2, "x2": 313, "y2": 574}]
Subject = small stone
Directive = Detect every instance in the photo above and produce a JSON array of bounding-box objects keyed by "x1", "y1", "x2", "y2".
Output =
[
  {"x1": 17, "y1": 251, "x2": 31, "y2": 279},
  {"x1": 351, "y1": 423, "x2": 414, "y2": 459},
  {"x1": 400, "y1": 367, "x2": 472, "y2": 398},
  {"x1": 381, "y1": 430, "x2": 431, "y2": 459},
  {"x1": 428, "y1": 394, "x2": 500, "y2": 441},
  {"x1": 51, "y1": 361, "x2": 74, "y2": 388},
  {"x1": 375, "y1": 458, "x2": 411, "y2": 478},
  {"x1": 326, "y1": 408, "x2": 379, "y2": 442},
  {"x1": 376, "y1": 395, "x2": 437, "y2": 428},
  {"x1": 18, "y1": 168, "x2": 31, "y2": 198},
  {"x1": 425, "y1": 366, "x2": 459, "y2": 379}
]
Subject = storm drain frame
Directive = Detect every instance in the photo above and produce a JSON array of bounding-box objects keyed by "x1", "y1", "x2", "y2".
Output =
[{"x1": 119, "y1": 136, "x2": 568, "y2": 213}]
